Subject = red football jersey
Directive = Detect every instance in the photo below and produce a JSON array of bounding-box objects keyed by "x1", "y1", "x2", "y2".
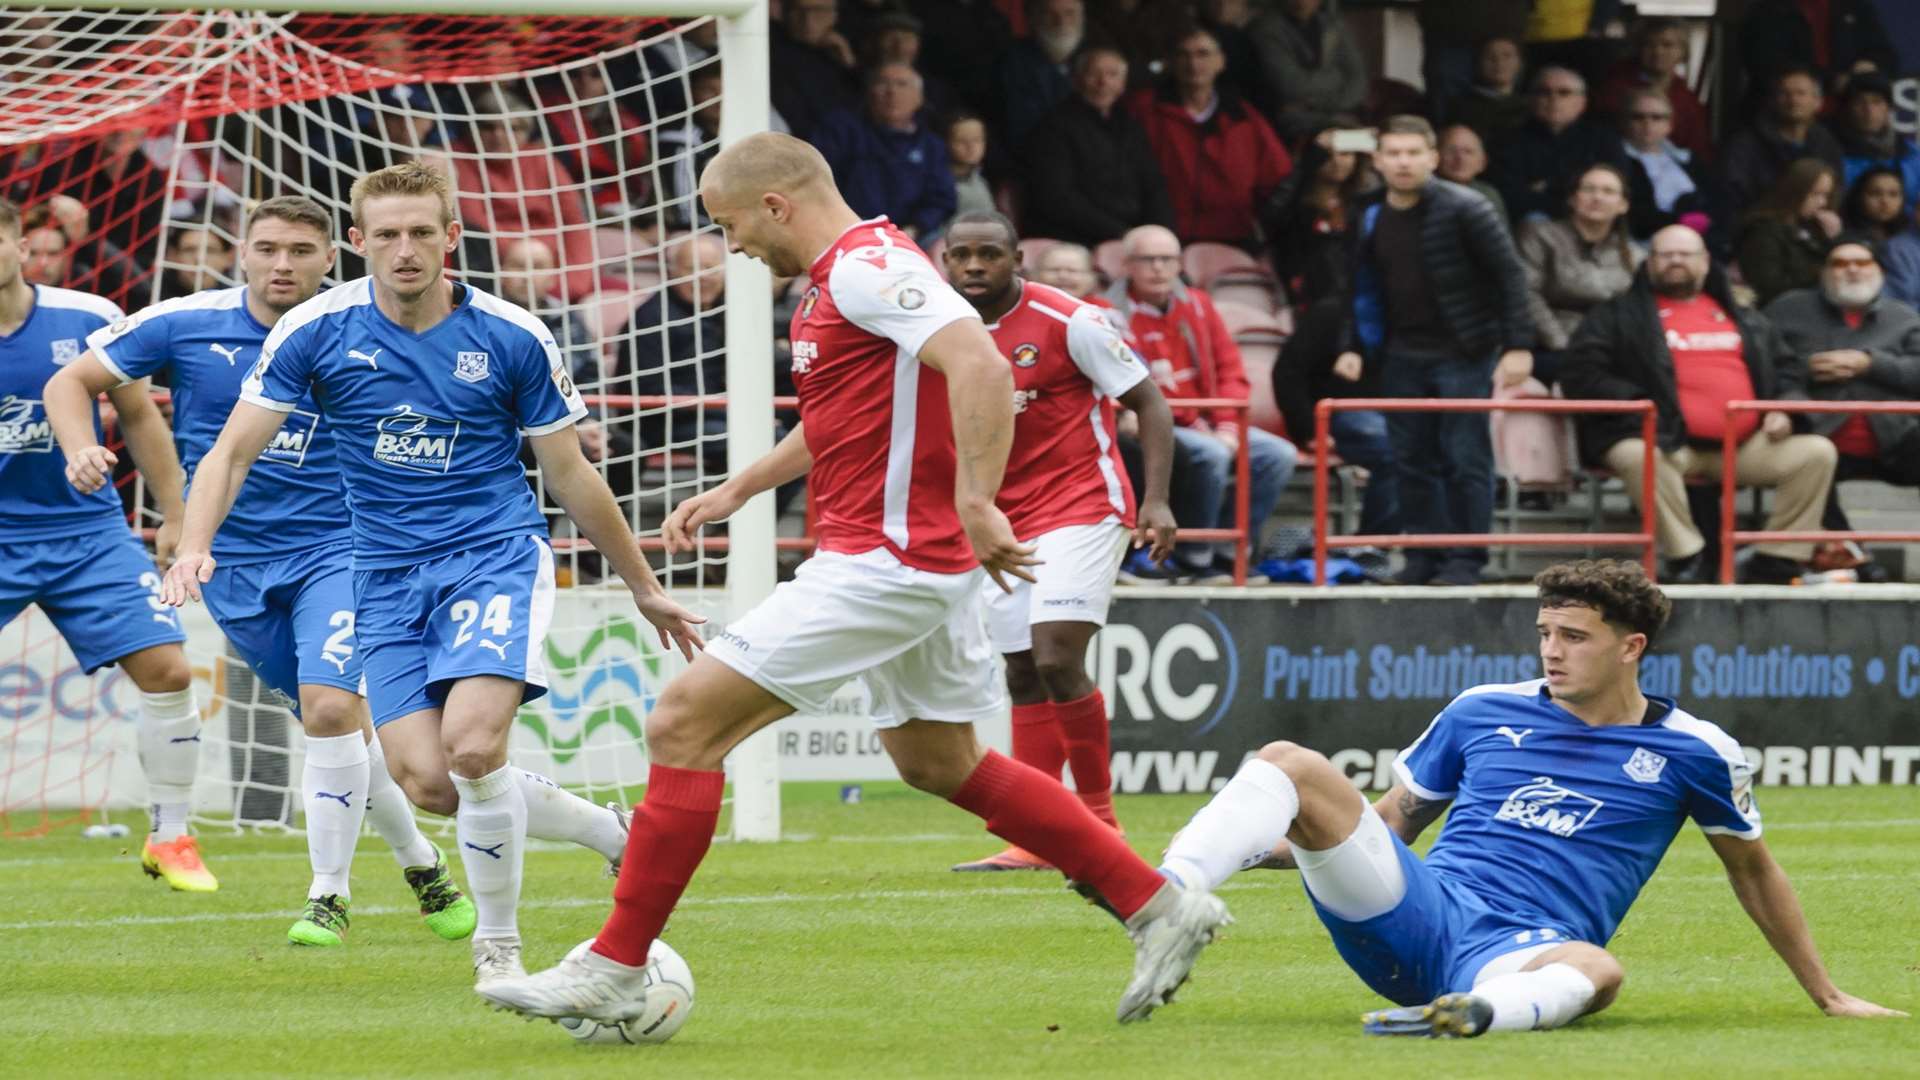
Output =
[
  {"x1": 791, "y1": 217, "x2": 982, "y2": 574},
  {"x1": 987, "y1": 281, "x2": 1150, "y2": 538}
]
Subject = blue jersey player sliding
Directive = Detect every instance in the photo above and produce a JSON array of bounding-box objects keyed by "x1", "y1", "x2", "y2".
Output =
[
  {"x1": 47, "y1": 197, "x2": 480, "y2": 947},
  {"x1": 160, "y1": 163, "x2": 706, "y2": 988},
  {"x1": 0, "y1": 197, "x2": 209, "y2": 891},
  {"x1": 1154, "y1": 559, "x2": 1905, "y2": 1035}
]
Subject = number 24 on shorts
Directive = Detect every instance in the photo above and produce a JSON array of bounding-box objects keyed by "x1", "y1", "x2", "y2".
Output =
[{"x1": 450, "y1": 594, "x2": 513, "y2": 648}]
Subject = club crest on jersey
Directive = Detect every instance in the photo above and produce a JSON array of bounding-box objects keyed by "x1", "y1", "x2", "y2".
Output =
[
  {"x1": 50, "y1": 338, "x2": 80, "y2": 365},
  {"x1": 1623, "y1": 747, "x2": 1668, "y2": 784},
  {"x1": 799, "y1": 286, "x2": 820, "y2": 321},
  {"x1": 1012, "y1": 342, "x2": 1040, "y2": 368},
  {"x1": 1494, "y1": 776, "x2": 1603, "y2": 838},
  {"x1": 0, "y1": 395, "x2": 52, "y2": 453},
  {"x1": 372, "y1": 404, "x2": 460, "y2": 473},
  {"x1": 454, "y1": 351, "x2": 490, "y2": 383}
]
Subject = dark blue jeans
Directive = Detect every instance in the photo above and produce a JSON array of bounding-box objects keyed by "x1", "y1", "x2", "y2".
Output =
[
  {"x1": 1328, "y1": 409, "x2": 1401, "y2": 537},
  {"x1": 1378, "y1": 348, "x2": 1494, "y2": 570}
]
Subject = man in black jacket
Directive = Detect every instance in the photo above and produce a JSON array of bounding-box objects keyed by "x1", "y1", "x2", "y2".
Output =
[
  {"x1": 1719, "y1": 65, "x2": 1846, "y2": 226},
  {"x1": 1021, "y1": 46, "x2": 1175, "y2": 247},
  {"x1": 1563, "y1": 225, "x2": 1837, "y2": 584},
  {"x1": 1335, "y1": 115, "x2": 1533, "y2": 585},
  {"x1": 1488, "y1": 66, "x2": 1628, "y2": 225}
]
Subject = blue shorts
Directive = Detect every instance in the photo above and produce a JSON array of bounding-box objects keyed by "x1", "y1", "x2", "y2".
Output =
[
  {"x1": 0, "y1": 531, "x2": 187, "y2": 674},
  {"x1": 1305, "y1": 832, "x2": 1582, "y2": 1006},
  {"x1": 353, "y1": 533, "x2": 556, "y2": 727},
  {"x1": 200, "y1": 543, "x2": 360, "y2": 702}
]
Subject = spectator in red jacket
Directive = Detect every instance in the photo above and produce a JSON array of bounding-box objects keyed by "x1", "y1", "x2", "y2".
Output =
[
  {"x1": 1104, "y1": 224, "x2": 1298, "y2": 582},
  {"x1": 450, "y1": 86, "x2": 599, "y2": 301},
  {"x1": 1127, "y1": 25, "x2": 1292, "y2": 248},
  {"x1": 1595, "y1": 18, "x2": 1712, "y2": 163}
]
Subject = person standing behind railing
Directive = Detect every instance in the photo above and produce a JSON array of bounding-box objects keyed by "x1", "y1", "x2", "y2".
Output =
[
  {"x1": 1561, "y1": 224, "x2": 1836, "y2": 585},
  {"x1": 1334, "y1": 115, "x2": 1534, "y2": 586},
  {"x1": 1764, "y1": 234, "x2": 1920, "y2": 578}
]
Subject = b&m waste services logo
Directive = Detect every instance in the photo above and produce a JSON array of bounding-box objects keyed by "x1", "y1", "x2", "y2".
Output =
[{"x1": 515, "y1": 616, "x2": 664, "y2": 763}]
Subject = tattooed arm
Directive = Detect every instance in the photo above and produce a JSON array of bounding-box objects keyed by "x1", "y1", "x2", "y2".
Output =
[{"x1": 1252, "y1": 781, "x2": 1451, "y2": 871}]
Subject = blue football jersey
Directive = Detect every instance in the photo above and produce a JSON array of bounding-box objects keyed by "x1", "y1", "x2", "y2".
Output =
[
  {"x1": 0, "y1": 286, "x2": 128, "y2": 541},
  {"x1": 87, "y1": 286, "x2": 352, "y2": 565},
  {"x1": 239, "y1": 278, "x2": 586, "y2": 570},
  {"x1": 1395, "y1": 678, "x2": 1760, "y2": 951}
]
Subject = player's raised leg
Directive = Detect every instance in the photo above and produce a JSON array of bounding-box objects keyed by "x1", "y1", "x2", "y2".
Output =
[{"x1": 120, "y1": 641, "x2": 217, "y2": 892}]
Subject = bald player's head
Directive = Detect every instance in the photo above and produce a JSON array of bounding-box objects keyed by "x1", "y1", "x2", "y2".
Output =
[{"x1": 699, "y1": 131, "x2": 845, "y2": 276}]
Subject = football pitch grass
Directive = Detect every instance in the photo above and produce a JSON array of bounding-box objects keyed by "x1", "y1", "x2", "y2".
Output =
[{"x1": 3, "y1": 783, "x2": 1915, "y2": 1079}]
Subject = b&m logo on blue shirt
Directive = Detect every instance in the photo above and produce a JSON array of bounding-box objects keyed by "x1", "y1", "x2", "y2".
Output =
[
  {"x1": 0, "y1": 395, "x2": 53, "y2": 453},
  {"x1": 264, "y1": 410, "x2": 321, "y2": 467},
  {"x1": 373, "y1": 405, "x2": 460, "y2": 473},
  {"x1": 1493, "y1": 776, "x2": 1604, "y2": 838}
]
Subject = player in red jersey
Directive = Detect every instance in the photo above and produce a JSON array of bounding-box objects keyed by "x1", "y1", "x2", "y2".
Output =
[
  {"x1": 941, "y1": 211, "x2": 1178, "y2": 873},
  {"x1": 478, "y1": 133, "x2": 1230, "y2": 1026}
]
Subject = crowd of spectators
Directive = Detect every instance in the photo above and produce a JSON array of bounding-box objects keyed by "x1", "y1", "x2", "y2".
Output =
[{"x1": 11, "y1": 0, "x2": 1920, "y2": 587}]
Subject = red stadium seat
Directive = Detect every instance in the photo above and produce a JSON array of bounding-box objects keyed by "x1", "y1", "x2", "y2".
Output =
[
  {"x1": 1181, "y1": 241, "x2": 1265, "y2": 286},
  {"x1": 1239, "y1": 341, "x2": 1286, "y2": 438},
  {"x1": 1214, "y1": 298, "x2": 1287, "y2": 345}
]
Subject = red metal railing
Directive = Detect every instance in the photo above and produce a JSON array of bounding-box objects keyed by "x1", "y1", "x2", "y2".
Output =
[
  {"x1": 1310, "y1": 397, "x2": 1660, "y2": 586},
  {"x1": 575, "y1": 393, "x2": 1258, "y2": 582},
  {"x1": 1718, "y1": 399, "x2": 1920, "y2": 583}
]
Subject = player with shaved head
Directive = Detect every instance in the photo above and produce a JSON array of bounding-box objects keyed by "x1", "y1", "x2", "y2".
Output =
[{"x1": 481, "y1": 132, "x2": 1232, "y2": 1027}]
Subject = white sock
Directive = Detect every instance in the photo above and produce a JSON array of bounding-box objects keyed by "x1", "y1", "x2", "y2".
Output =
[
  {"x1": 452, "y1": 765, "x2": 527, "y2": 941},
  {"x1": 363, "y1": 733, "x2": 437, "y2": 869},
  {"x1": 1160, "y1": 757, "x2": 1299, "y2": 891},
  {"x1": 514, "y1": 767, "x2": 625, "y2": 862},
  {"x1": 136, "y1": 688, "x2": 200, "y2": 842},
  {"x1": 1475, "y1": 963, "x2": 1599, "y2": 1031},
  {"x1": 302, "y1": 732, "x2": 368, "y2": 899}
]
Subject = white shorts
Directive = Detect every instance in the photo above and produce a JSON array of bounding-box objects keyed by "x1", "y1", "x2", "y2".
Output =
[
  {"x1": 981, "y1": 521, "x2": 1131, "y2": 654},
  {"x1": 706, "y1": 547, "x2": 1003, "y2": 728}
]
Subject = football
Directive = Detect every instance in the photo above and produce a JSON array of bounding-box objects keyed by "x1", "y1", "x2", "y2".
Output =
[{"x1": 555, "y1": 939, "x2": 695, "y2": 1045}]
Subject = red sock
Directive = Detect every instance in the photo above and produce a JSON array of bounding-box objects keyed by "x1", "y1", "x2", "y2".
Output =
[
  {"x1": 1009, "y1": 700, "x2": 1066, "y2": 781},
  {"x1": 593, "y1": 764, "x2": 725, "y2": 966},
  {"x1": 948, "y1": 750, "x2": 1163, "y2": 920},
  {"x1": 1057, "y1": 690, "x2": 1119, "y2": 828}
]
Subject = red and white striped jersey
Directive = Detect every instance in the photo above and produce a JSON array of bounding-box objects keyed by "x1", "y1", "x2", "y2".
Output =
[
  {"x1": 791, "y1": 217, "x2": 982, "y2": 574},
  {"x1": 987, "y1": 280, "x2": 1149, "y2": 537}
]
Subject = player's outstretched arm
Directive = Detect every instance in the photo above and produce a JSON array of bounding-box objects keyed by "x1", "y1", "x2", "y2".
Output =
[
  {"x1": 161, "y1": 401, "x2": 283, "y2": 607},
  {"x1": 1118, "y1": 378, "x2": 1177, "y2": 563},
  {"x1": 528, "y1": 428, "x2": 707, "y2": 660},
  {"x1": 1707, "y1": 832, "x2": 1908, "y2": 1019},
  {"x1": 917, "y1": 318, "x2": 1039, "y2": 591},
  {"x1": 662, "y1": 422, "x2": 814, "y2": 553}
]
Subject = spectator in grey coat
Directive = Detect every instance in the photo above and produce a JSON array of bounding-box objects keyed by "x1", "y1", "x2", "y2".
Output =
[
  {"x1": 1764, "y1": 236, "x2": 1920, "y2": 541},
  {"x1": 1248, "y1": 0, "x2": 1368, "y2": 142}
]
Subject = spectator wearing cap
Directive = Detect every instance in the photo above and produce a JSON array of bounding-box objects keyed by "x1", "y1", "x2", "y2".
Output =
[
  {"x1": 1835, "y1": 72, "x2": 1920, "y2": 219},
  {"x1": 1023, "y1": 46, "x2": 1175, "y2": 247},
  {"x1": 810, "y1": 62, "x2": 956, "y2": 239},
  {"x1": 1720, "y1": 65, "x2": 1846, "y2": 225},
  {"x1": 1738, "y1": 157, "x2": 1843, "y2": 308},
  {"x1": 769, "y1": 0, "x2": 859, "y2": 141},
  {"x1": 1247, "y1": 0, "x2": 1369, "y2": 142},
  {"x1": 1565, "y1": 224, "x2": 1833, "y2": 585},
  {"x1": 1000, "y1": 0, "x2": 1087, "y2": 147},
  {"x1": 1127, "y1": 26, "x2": 1292, "y2": 248},
  {"x1": 1595, "y1": 18, "x2": 1711, "y2": 162},
  {"x1": 1489, "y1": 65, "x2": 1629, "y2": 225},
  {"x1": 1764, "y1": 235, "x2": 1920, "y2": 565}
]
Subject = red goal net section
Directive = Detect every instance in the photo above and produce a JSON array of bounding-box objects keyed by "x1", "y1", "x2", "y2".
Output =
[{"x1": 0, "y1": 3, "x2": 780, "y2": 839}]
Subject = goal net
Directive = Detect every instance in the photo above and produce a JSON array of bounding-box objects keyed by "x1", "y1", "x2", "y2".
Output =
[{"x1": 0, "y1": 4, "x2": 780, "y2": 839}]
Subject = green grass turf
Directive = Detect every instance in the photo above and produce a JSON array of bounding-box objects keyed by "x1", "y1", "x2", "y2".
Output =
[{"x1": 1, "y1": 783, "x2": 1915, "y2": 1079}]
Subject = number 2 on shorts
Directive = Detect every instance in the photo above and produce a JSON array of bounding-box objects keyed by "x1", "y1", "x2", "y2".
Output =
[{"x1": 450, "y1": 593, "x2": 513, "y2": 647}]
